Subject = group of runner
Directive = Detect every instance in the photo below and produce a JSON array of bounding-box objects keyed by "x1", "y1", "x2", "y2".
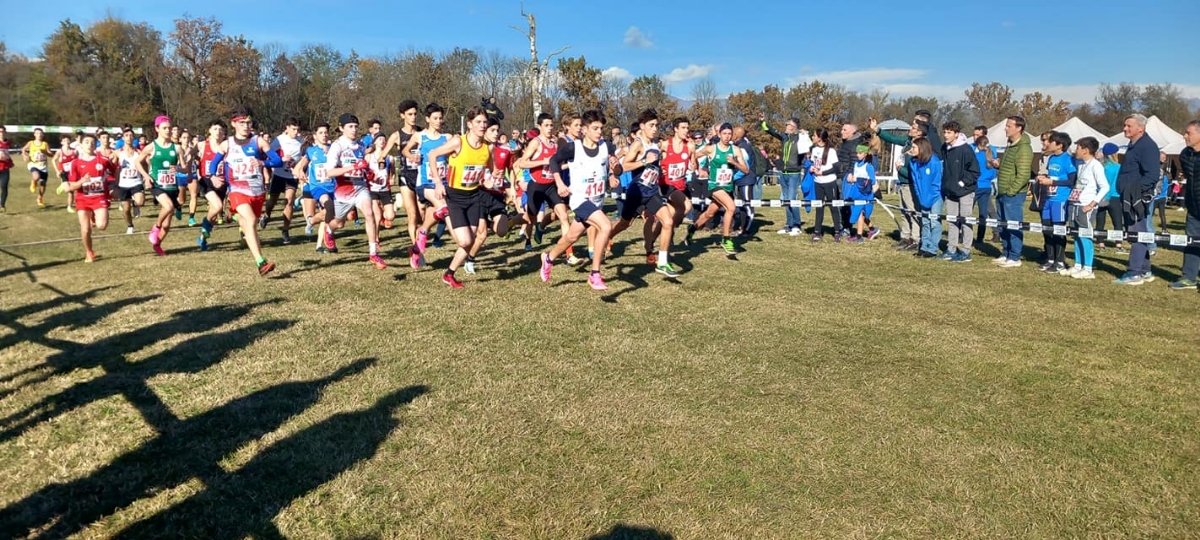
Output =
[{"x1": 7, "y1": 103, "x2": 756, "y2": 289}]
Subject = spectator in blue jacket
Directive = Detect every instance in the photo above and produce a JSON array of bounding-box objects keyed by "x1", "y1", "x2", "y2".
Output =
[
  {"x1": 973, "y1": 126, "x2": 1000, "y2": 244},
  {"x1": 1113, "y1": 114, "x2": 1160, "y2": 285},
  {"x1": 908, "y1": 137, "x2": 944, "y2": 258},
  {"x1": 1096, "y1": 142, "x2": 1125, "y2": 252}
]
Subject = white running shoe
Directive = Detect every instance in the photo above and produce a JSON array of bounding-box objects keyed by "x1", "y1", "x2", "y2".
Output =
[
  {"x1": 464, "y1": 261, "x2": 476, "y2": 275},
  {"x1": 126, "y1": 226, "x2": 135, "y2": 235}
]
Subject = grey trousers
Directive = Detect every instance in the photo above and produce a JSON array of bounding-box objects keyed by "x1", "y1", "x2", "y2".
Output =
[
  {"x1": 898, "y1": 183, "x2": 919, "y2": 241},
  {"x1": 945, "y1": 192, "x2": 975, "y2": 253}
]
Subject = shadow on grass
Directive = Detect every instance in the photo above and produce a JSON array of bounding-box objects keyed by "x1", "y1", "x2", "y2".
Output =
[
  {"x1": 0, "y1": 298, "x2": 289, "y2": 443},
  {"x1": 0, "y1": 359, "x2": 425, "y2": 540},
  {"x1": 587, "y1": 523, "x2": 674, "y2": 540}
]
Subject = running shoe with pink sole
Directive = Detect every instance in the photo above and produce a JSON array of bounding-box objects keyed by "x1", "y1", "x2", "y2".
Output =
[
  {"x1": 369, "y1": 254, "x2": 387, "y2": 270},
  {"x1": 588, "y1": 272, "x2": 608, "y2": 291},
  {"x1": 539, "y1": 253, "x2": 552, "y2": 282}
]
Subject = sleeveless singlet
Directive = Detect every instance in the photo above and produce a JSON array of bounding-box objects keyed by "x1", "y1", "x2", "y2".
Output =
[
  {"x1": 631, "y1": 136, "x2": 662, "y2": 196},
  {"x1": 27, "y1": 141, "x2": 49, "y2": 169},
  {"x1": 148, "y1": 140, "x2": 179, "y2": 190},
  {"x1": 447, "y1": 135, "x2": 489, "y2": 191},
  {"x1": 117, "y1": 151, "x2": 142, "y2": 188},
  {"x1": 201, "y1": 140, "x2": 223, "y2": 179},
  {"x1": 567, "y1": 139, "x2": 610, "y2": 210},
  {"x1": 659, "y1": 139, "x2": 690, "y2": 190},
  {"x1": 367, "y1": 154, "x2": 391, "y2": 192},
  {"x1": 528, "y1": 136, "x2": 557, "y2": 185},
  {"x1": 224, "y1": 136, "x2": 266, "y2": 197},
  {"x1": 397, "y1": 129, "x2": 421, "y2": 176},
  {"x1": 708, "y1": 144, "x2": 736, "y2": 192},
  {"x1": 416, "y1": 133, "x2": 448, "y2": 187},
  {"x1": 57, "y1": 147, "x2": 77, "y2": 174}
]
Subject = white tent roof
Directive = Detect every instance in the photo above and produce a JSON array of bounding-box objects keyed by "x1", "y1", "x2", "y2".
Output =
[
  {"x1": 1104, "y1": 115, "x2": 1186, "y2": 154},
  {"x1": 1052, "y1": 117, "x2": 1106, "y2": 145},
  {"x1": 987, "y1": 119, "x2": 1043, "y2": 153}
]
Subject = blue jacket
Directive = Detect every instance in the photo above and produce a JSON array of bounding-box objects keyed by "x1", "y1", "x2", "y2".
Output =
[
  {"x1": 910, "y1": 155, "x2": 943, "y2": 209},
  {"x1": 975, "y1": 146, "x2": 998, "y2": 190}
]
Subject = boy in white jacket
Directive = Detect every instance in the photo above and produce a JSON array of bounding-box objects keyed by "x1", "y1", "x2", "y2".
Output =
[{"x1": 1067, "y1": 137, "x2": 1109, "y2": 279}]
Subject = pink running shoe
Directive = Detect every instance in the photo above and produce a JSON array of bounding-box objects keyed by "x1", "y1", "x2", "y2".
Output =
[
  {"x1": 153, "y1": 244, "x2": 166, "y2": 256},
  {"x1": 588, "y1": 272, "x2": 608, "y2": 291},
  {"x1": 323, "y1": 229, "x2": 336, "y2": 250},
  {"x1": 539, "y1": 253, "x2": 552, "y2": 282},
  {"x1": 148, "y1": 226, "x2": 161, "y2": 246},
  {"x1": 369, "y1": 254, "x2": 387, "y2": 270},
  {"x1": 409, "y1": 247, "x2": 421, "y2": 269}
]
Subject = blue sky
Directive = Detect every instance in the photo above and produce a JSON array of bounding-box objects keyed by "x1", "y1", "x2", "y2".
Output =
[{"x1": 2, "y1": 0, "x2": 1194, "y2": 104}]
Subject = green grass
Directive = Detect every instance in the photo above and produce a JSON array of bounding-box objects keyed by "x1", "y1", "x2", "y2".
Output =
[{"x1": 1, "y1": 167, "x2": 1198, "y2": 539}]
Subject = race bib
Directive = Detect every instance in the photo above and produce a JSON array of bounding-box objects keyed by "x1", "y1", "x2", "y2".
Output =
[
  {"x1": 459, "y1": 165, "x2": 485, "y2": 188},
  {"x1": 120, "y1": 165, "x2": 140, "y2": 180},
  {"x1": 667, "y1": 162, "x2": 686, "y2": 181},
  {"x1": 315, "y1": 167, "x2": 328, "y2": 181},
  {"x1": 404, "y1": 155, "x2": 419, "y2": 170},
  {"x1": 583, "y1": 173, "x2": 605, "y2": 204},
  {"x1": 157, "y1": 169, "x2": 176, "y2": 186},
  {"x1": 32, "y1": 151, "x2": 45, "y2": 162},
  {"x1": 231, "y1": 159, "x2": 260, "y2": 181},
  {"x1": 436, "y1": 161, "x2": 448, "y2": 180},
  {"x1": 345, "y1": 156, "x2": 363, "y2": 178},
  {"x1": 639, "y1": 167, "x2": 659, "y2": 187},
  {"x1": 715, "y1": 167, "x2": 733, "y2": 186},
  {"x1": 81, "y1": 176, "x2": 106, "y2": 196}
]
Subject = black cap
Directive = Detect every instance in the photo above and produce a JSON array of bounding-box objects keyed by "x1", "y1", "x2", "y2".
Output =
[{"x1": 338, "y1": 113, "x2": 359, "y2": 126}]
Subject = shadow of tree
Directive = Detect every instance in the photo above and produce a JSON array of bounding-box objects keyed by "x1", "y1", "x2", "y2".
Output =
[
  {"x1": 0, "y1": 299, "x2": 290, "y2": 443},
  {"x1": 587, "y1": 523, "x2": 675, "y2": 540},
  {"x1": 112, "y1": 383, "x2": 429, "y2": 539},
  {"x1": 0, "y1": 359, "x2": 406, "y2": 540}
]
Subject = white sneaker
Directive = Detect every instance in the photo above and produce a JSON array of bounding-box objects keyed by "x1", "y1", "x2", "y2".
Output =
[
  {"x1": 992, "y1": 256, "x2": 1008, "y2": 264},
  {"x1": 777, "y1": 228, "x2": 789, "y2": 235},
  {"x1": 125, "y1": 226, "x2": 135, "y2": 235},
  {"x1": 1058, "y1": 265, "x2": 1079, "y2": 276},
  {"x1": 788, "y1": 228, "x2": 801, "y2": 236},
  {"x1": 566, "y1": 255, "x2": 583, "y2": 266},
  {"x1": 464, "y1": 261, "x2": 476, "y2": 274},
  {"x1": 998, "y1": 259, "x2": 1022, "y2": 268},
  {"x1": 1072, "y1": 270, "x2": 1095, "y2": 279}
]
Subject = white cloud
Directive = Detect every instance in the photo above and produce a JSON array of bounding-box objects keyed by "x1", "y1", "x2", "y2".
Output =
[
  {"x1": 663, "y1": 64, "x2": 713, "y2": 84},
  {"x1": 623, "y1": 27, "x2": 653, "y2": 48},
  {"x1": 603, "y1": 66, "x2": 632, "y2": 81}
]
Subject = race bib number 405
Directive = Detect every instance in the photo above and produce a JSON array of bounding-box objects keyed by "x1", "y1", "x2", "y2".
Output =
[{"x1": 157, "y1": 169, "x2": 176, "y2": 186}]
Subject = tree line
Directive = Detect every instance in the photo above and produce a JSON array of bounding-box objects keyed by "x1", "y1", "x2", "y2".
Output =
[{"x1": 0, "y1": 14, "x2": 1195, "y2": 159}]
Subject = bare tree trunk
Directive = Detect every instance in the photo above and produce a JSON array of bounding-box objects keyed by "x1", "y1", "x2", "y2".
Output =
[{"x1": 511, "y1": 4, "x2": 567, "y2": 118}]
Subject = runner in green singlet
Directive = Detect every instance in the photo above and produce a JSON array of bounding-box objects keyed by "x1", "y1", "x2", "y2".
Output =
[
  {"x1": 686, "y1": 123, "x2": 747, "y2": 254},
  {"x1": 135, "y1": 115, "x2": 180, "y2": 256}
]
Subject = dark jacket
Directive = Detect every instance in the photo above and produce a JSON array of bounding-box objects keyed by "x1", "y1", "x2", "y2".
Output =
[
  {"x1": 1181, "y1": 146, "x2": 1200, "y2": 216},
  {"x1": 1116, "y1": 133, "x2": 1160, "y2": 201},
  {"x1": 834, "y1": 133, "x2": 862, "y2": 180},
  {"x1": 941, "y1": 136, "x2": 980, "y2": 199},
  {"x1": 734, "y1": 137, "x2": 758, "y2": 187},
  {"x1": 761, "y1": 122, "x2": 808, "y2": 172}
]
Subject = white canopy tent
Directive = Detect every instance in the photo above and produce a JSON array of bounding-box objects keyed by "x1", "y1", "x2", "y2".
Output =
[
  {"x1": 1051, "y1": 117, "x2": 1106, "y2": 148},
  {"x1": 986, "y1": 119, "x2": 1043, "y2": 153},
  {"x1": 1103, "y1": 115, "x2": 1186, "y2": 154},
  {"x1": 877, "y1": 119, "x2": 910, "y2": 131}
]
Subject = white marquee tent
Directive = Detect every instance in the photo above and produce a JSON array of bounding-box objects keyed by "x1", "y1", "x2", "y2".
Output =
[
  {"x1": 1051, "y1": 117, "x2": 1107, "y2": 147},
  {"x1": 986, "y1": 119, "x2": 1043, "y2": 153},
  {"x1": 1103, "y1": 115, "x2": 1186, "y2": 154}
]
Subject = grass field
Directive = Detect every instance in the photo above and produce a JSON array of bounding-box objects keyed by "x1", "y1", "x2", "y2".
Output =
[{"x1": 1, "y1": 166, "x2": 1198, "y2": 539}]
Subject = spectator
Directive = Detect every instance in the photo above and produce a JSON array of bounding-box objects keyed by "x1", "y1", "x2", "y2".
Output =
[
  {"x1": 1169, "y1": 119, "x2": 1200, "y2": 290},
  {"x1": 1112, "y1": 113, "x2": 1159, "y2": 285},
  {"x1": 940, "y1": 121, "x2": 980, "y2": 262},
  {"x1": 482, "y1": 97, "x2": 504, "y2": 121},
  {"x1": 994, "y1": 115, "x2": 1032, "y2": 268},
  {"x1": 914, "y1": 109, "x2": 944, "y2": 158},
  {"x1": 1036, "y1": 131, "x2": 1076, "y2": 273},
  {"x1": 871, "y1": 117, "x2": 922, "y2": 250},
  {"x1": 760, "y1": 113, "x2": 810, "y2": 235},
  {"x1": 608, "y1": 126, "x2": 622, "y2": 144},
  {"x1": 909, "y1": 137, "x2": 944, "y2": 258},
  {"x1": 844, "y1": 144, "x2": 877, "y2": 242},
  {"x1": 807, "y1": 128, "x2": 842, "y2": 241},
  {"x1": 1149, "y1": 151, "x2": 1169, "y2": 233},
  {"x1": 1066, "y1": 136, "x2": 1108, "y2": 280},
  {"x1": 974, "y1": 134, "x2": 1000, "y2": 244},
  {"x1": 835, "y1": 122, "x2": 866, "y2": 235},
  {"x1": 731, "y1": 126, "x2": 759, "y2": 236},
  {"x1": 1096, "y1": 142, "x2": 1126, "y2": 252}
]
